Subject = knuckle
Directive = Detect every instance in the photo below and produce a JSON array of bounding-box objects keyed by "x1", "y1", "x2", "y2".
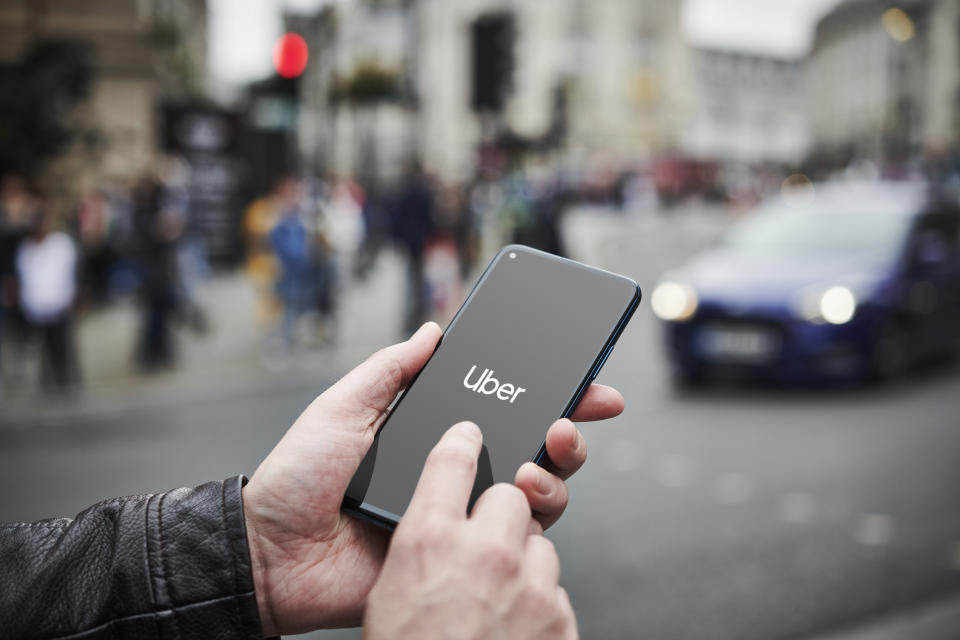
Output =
[
  {"x1": 370, "y1": 347, "x2": 406, "y2": 390},
  {"x1": 554, "y1": 615, "x2": 575, "y2": 639},
  {"x1": 555, "y1": 588, "x2": 577, "y2": 634},
  {"x1": 489, "y1": 482, "x2": 531, "y2": 512},
  {"x1": 548, "y1": 608, "x2": 574, "y2": 637},
  {"x1": 524, "y1": 584, "x2": 557, "y2": 612},
  {"x1": 476, "y1": 539, "x2": 522, "y2": 578},
  {"x1": 536, "y1": 535, "x2": 558, "y2": 557},
  {"x1": 536, "y1": 473, "x2": 566, "y2": 503},
  {"x1": 419, "y1": 514, "x2": 452, "y2": 546},
  {"x1": 543, "y1": 482, "x2": 569, "y2": 515},
  {"x1": 397, "y1": 515, "x2": 451, "y2": 553}
]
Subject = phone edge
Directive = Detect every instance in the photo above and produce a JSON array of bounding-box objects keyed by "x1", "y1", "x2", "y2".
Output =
[{"x1": 342, "y1": 245, "x2": 642, "y2": 531}]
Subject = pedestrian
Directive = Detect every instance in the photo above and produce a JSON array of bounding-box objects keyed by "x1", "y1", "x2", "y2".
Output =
[
  {"x1": 14, "y1": 188, "x2": 80, "y2": 392},
  {"x1": 390, "y1": 161, "x2": 437, "y2": 334},
  {"x1": 131, "y1": 172, "x2": 183, "y2": 370},
  {"x1": 0, "y1": 173, "x2": 35, "y2": 389},
  {"x1": 268, "y1": 177, "x2": 312, "y2": 345},
  {"x1": 325, "y1": 175, "x2": 366, "y2": 285},
  {"x1": 0, "y1": 322, "x2": 621, "y2": 638},
  {"x1": 243, "y1": 180, "x2": 283, "y2": 327},
  {"x1": 163, "y1": 158, "x2": 209, "y2": 334},
  {"x1": 75, "y1": 188, "x2": 114, "y2": 305}
]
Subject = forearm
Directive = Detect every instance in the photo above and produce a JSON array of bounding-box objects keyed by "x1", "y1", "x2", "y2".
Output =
[{"x1": 0, "y1": 476, "x2": 264, "y2": 639}]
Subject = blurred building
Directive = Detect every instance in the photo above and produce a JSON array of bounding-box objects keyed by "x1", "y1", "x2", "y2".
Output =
[
  {"x1": 561, "y1": 1, "x2": 697, "y2": 163},
  {"x1": 682, "y1": 48, "x2": 809, "y2": 165},
  {"x1": 288, "y1": 0, "x2": 699, "y2": 184},
  {"x1": 287, "y1": 2, "x2": 416, "y2": 188},
  {"x1": 806, "y1": 0, "x2": 960, "y2": 167},
  {"x1": 0, "y1": 0, "x2": 207, "y2": 189},
  {"x1": 417, "y1": 0, "x2": 699, "y2": 180}
]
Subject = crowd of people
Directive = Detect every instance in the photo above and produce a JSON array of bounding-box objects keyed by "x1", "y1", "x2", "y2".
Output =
[
  {"x1": 244, "y1": 165, "x2": 473, "y2": 346},
  {"x1": 244, "y1": 160, "x2": 573, "y2": 348},
  {"x1": 0, "y1": 154, "x2": 582, "y2": 396},
  {"x1": 0, "y1": 164, "x2": 206, "y2": 396}
]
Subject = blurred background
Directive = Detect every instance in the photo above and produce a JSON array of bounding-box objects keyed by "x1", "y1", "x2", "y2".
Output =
[{"x1": 1, "y1": 0, "x2": 960, "y2": 637}]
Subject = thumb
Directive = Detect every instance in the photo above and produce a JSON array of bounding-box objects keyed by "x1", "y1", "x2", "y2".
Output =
[
  {"x1": 251, "y1": 322, "x2": 443, "y2": 519},
  {"x1": 313, "y1": 321, "x2": 442, "y2": 432}
]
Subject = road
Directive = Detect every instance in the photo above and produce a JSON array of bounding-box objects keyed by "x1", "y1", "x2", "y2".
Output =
[{"x1": 2, "y1": 206, "x2": 959, "y2": 639}]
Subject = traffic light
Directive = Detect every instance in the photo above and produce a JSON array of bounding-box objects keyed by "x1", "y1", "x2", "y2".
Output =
[
  {"x1": 471, "y1": 13, "x2": 515, "y2": 113},
  {"x1": 273, "y1": 33, "x2": 308, "y2": 79}
]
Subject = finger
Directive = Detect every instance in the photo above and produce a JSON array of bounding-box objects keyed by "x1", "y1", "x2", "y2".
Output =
[
  {"x1": 569, "y1": 384, "x2": 624, "y2": 422},
  {"x1": 556, "y1": 586, "x2": 579, "y2": 639},
  {"x1": 527, "y1": 517, "x2": 544, "y2": 536},
  {"x1": 317, "y1": 321, "x2": 442, "y2": 430},
  {"x1": 524, "y1": 535, "x2": 560, "y2": 589},
  {"x1": 405, "y1": 422, "x2": 482, "y2": 520},
  {"x1": 515, "y1": 462, "x2": 568, "y2": 530},
  {"x1": 470, "y1": 483, "x2": 531, "y2": 544},
  {"x1": 541, "y1": 419, "x2": 587, "y2": 481}
]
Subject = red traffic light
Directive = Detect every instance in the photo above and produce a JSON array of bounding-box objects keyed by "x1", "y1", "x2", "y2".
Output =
[{"x1": 273, "y1": 33, "x2": 308, "y2": 78}]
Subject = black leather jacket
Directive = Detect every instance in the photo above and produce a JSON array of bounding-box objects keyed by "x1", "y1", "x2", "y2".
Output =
[{"x1": 0, "y1": 476, "x2": 265, "y2": 639}]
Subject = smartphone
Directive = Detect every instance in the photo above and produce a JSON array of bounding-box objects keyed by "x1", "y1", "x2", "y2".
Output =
[{"x1": 344, "y1": 245, "x2": 641, "y2": 529}]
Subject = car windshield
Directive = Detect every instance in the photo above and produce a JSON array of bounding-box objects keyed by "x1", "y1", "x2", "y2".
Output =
[{"x1": 722, "y1": 208, "x2": 913, "y2": 259}]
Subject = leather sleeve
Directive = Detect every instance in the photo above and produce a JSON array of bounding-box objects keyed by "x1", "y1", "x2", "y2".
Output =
[{"x1": 0, "y1": 476, "x2": 265, "y2": 640}]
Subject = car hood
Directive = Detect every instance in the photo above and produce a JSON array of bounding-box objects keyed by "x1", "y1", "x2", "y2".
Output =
[{"x1": 669, "y1": 250, "x2": 892, "y2": 309}]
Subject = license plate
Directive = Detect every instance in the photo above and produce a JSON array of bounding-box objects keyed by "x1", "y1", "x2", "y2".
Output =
[{"x1": 697, "y1": 324, "x2": 780, "y2": 364}]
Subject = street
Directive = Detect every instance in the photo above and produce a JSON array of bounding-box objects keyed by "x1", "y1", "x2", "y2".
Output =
[{"x1": 2, "y1": 207, "x2": 960, "y2": 639}]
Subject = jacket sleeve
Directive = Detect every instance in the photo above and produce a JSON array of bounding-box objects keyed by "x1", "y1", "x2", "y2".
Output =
[{"x1": 0, "y1": 476, "x2": 265, "y2": 640}]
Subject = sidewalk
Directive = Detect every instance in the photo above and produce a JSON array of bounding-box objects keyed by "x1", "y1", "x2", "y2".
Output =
[
  {"x1": 0, "y1": 248, "x2": 411, "y2": 426},
  {"x1": 1, "y1": 203, "x2": 722, "y2": 426}
]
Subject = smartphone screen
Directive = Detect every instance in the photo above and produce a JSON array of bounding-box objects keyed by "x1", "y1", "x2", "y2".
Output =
[{"x1": 344, "y1": 245, "x2": 641, "y2": 528}]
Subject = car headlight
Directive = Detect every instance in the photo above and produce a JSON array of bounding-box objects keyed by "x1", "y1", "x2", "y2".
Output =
[
  {"x1": 651, "y1": 282, "x2": 699, "y2": 322},
  {"x1": 819, "y1": 286, "x2": 857, "y2": 324}
]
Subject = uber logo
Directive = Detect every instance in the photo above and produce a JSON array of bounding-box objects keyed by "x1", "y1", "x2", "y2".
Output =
[{"x1": 463, "y1": 365, "x2": 527, "y2": 403}]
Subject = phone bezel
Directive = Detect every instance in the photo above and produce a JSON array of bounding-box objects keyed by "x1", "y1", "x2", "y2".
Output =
[{"x1": 342, "y1": 244, "x2": 642, "y2": 530}]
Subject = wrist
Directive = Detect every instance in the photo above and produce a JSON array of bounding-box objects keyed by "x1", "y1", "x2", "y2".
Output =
[{"x1": 242, "y1": 485, "x2": 279, "y2": 637}]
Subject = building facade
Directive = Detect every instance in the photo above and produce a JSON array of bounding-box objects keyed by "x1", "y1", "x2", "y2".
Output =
[
  {"x1": 287, "y1": 2, "x2": 416, "y2": 187},
  {"x1": 0, "y1": 0, "x2": 207, "y2": 188},
  {"x1": 682, "y1": 48, "x2": 809, "y2": 165},
  {"x1": 290, "y1": 0, "x2": 698, "y2": 184},
  {"x1": 806, "y1": 0, "x2": 960, "y2": 166},
  {"x1": 414, "y1": 0, "x2": 697, "y2": 181}
]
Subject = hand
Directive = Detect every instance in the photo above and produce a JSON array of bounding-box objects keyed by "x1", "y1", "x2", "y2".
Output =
[
  {"x1": 365, "y1": 422, "x2": 579, "y2": 639},
  {"x1": 243, "y1": 322, "x2": 623, "y2": 635}
]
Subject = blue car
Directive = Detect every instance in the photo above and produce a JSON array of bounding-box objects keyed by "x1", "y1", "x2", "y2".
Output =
[{"x1": 652, "y1": 181, "x2": 960, "y2": 385}]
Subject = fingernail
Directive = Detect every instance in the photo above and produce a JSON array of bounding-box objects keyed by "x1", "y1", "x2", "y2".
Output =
[
  {"x1": 529, "y1": 464, "x2": 549, "y2": 495},
  {"x1": 450, "y1": 421, "x2": 481, "y2": 440},
  {"x1": 573, "y1": 430, "x2": 585, "y2": 456},
  {"x1": 416, "y1": 321, "x2": 440, "y2": 336}
]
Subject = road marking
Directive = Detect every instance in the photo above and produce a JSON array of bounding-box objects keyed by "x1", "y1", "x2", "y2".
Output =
[
  {"x1": 606, "y1": 439, "x2": 642, "y2": 473},
  {"x1": 779, "y1": 491, "x2": 817, "y2": 524},
  {"x1": 715, "y1": 472, "x2": 753, "y2": 505},
  {"x1": 853, "y1": 514, "x2": 895, "y2": 547},
  {"x1": 654, "y1": 454, "x2": 695, "y2": 488}
]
